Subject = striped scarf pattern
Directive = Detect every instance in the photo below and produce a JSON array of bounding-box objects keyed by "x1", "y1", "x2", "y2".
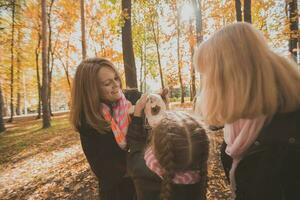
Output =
[
  {"x1": 101, "y1": 93, "x2": 131, "y2": 150},
  {"x1": 144, "y1": 147, "x2": 201, "y2": 184}
]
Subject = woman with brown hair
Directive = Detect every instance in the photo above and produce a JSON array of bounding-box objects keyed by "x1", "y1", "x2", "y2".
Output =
[
  {"x1": 70, "y1": 58, "x2": 137, "y2": 200},
  {"x1": 193, "y1": 22, "x2": 300, "y2": 200},
  {"x1": 127, "y1": 98, "x2": 209, "y2": 200}
]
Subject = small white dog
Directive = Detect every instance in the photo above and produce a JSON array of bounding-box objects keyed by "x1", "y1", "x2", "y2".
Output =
[
  {"x1": 128, "y1": 88, "x2": 169, "y2": 128},
  {"x1": 144, "y1": 92, "x2": 168, "y2": 127}
]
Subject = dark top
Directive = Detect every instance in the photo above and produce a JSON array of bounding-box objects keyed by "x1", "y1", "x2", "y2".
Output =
[
  {"x1": 126, "y1": 117, "x2": 204, "y2": 200},
  {"x1": 221, "y1": 109, "x2": 300, "y2": 200},
  {"x1": 78, "y1": 122, "x2": 127, "y2": 192},
  {"x1": 78, "y1": 89, "x2": 141, "y2": 193}
]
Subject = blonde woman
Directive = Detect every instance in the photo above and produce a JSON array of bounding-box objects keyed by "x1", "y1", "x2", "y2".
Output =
[
  {"x1": 70, "y1": 58, "x2": 138, "y2": 200},
  {"x1": 193, "y1": 22, "x2": 300, "y2": 200}
]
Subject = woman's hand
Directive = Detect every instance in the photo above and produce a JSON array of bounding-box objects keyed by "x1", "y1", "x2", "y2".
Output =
[{"x1": 134, "y1": 94, "x2": 148, "y2": 117}]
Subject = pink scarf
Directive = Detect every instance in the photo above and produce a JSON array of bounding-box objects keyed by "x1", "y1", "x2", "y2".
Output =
[
  {"x1": 224, "y1": 115, "x2": 266, "y2": 196},
  {"x1": 144, "y1": 147, "x2": 201, "y2": 184},
  {"x1": 101, "y1": 92, "x2": 132, "y2": 150}
]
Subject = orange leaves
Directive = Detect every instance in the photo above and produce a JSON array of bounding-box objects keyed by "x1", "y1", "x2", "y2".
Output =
[
  {"x1": 188, "y1": 34, "x2": 197, "y2": 48},
  {"x1": 121, "y1": 8, "x2": 130, "y2": 20}
]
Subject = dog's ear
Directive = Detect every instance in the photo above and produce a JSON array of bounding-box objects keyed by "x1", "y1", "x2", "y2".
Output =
[{"x1": 159, "y1": 88, "x2": 169, "y2": 109}]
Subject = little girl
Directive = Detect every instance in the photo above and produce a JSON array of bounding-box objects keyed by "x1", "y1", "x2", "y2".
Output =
[{"x1": 127, "y1": 94, "x2": 209, "y2": 200}]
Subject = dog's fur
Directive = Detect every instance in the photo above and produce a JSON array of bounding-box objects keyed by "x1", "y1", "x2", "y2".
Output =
[{"x1": 144, "y1": 88, "x2": 169, "y2": 127}]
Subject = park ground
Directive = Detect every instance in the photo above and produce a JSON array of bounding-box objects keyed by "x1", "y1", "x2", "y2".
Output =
[{"x1": 0, "y1": 104, "x2": 232, "y2": 200}]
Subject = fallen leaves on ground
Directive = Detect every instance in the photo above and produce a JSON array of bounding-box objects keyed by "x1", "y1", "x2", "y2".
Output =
[{"x1": 0, "y1": 112, "x2": 232, "y2": 200}]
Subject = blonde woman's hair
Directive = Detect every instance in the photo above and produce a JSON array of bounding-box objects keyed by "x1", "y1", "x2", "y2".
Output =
[
  {"x1": 193, "y1": 22, "x2": 300, "y2": 125},
  {"x1": 70, "y1": 57, "x2": 122, "y2": 133}
]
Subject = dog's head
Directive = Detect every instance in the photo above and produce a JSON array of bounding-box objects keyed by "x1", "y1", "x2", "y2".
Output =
[{"x1": 144, "y1": 88, "x2": 169, "y2": 127}]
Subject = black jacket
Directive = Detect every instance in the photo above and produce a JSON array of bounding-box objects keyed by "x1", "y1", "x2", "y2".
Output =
[
  {"x1": 79, "y1": 122, "x2": 127, "y2": 192},
  {"x1": 78, "y1": 90, "x2": 141, "y2": 194},
  {"x1": 126, "y1": 117, "x2": 204, "y2": 200},
  {"x1": 221, "y1": 109, "x2": 300, "y2": 200}
]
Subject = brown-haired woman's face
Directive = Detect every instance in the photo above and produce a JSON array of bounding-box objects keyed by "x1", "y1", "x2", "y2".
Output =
[{"x1": 98, "y1": 66, "x2": 121, "y2": 102}]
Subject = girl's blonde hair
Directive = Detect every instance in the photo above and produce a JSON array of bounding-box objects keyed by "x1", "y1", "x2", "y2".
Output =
[
  {"x1": 193, "y1": 22, "x2": 300, "y2": 125},
  {"x1": 70, "y1": 57, "x2": 122, "y2": 133}
]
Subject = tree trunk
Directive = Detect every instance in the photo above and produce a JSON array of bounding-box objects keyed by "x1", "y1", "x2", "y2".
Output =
[
  {"x1": 80, "y1": 0, "x2": 87, "y2": 59},
  {"x1": 176, "y1": 5, "x2": 184, "y2": 104},
  {"x1": 235, "y1": 0, "x2": 242, "y2": 22},
  {"x1": 139, "y1": 46, "x2": 144, "y2": 92},
  {"x1": 189, "y1": 19, "x2": 196, "y2": 101},
  {"x1": 35, "y1": 35, "x2": 41, "y2": 119},
  {"x1": 121, "y1": 0, "x2": 138, "y2": 88},
  {"x1": 151, "y1": 18, "x2": 164, "y2": 89},
  {"x1": 22, "y1": 71, "x2": 27, "y2": 115},
  {"x1": 244, "y1": 0, "x2": 251, "y2": 23},
  {"x1": 48, "y1": 62, "x2": 54, "y2": 116},
  {"x1": 47, "y1": 0, "x2": 54, "y2": 117},
  {"x1": 0, "y1": 83, "x2": 5, "y2": 133},
  {"x1": 287, "y1": 0, "x2": 298, "y2": 61},
  {"x1": 16, "y1": 0, "x2": 21, "y2": 115},
  {"x1": 65, "y1": 41, "x2": 72, "y2": 91},
  {"x1": 8, "y1": 0, "x2": 16, "y2": 122},
  {"x1": 191, "y1": 0, "x2": 203, "y2": 101},
  {"x1": 16, "y1": 40, "x2": 21, "y2": 115},
  {"x1": 143, "y1": 42, "x2": 147, "y2": 92},
  {"x1": 193, "y1": 0, "x2": 203, "y2": 43},
  {"x1": 41, "y1": 0, "x2": 51, "y2": 128},
  {"x1": 47, "y1": 0, "x2": 54, "y2": 71},
  {"x1": 65, "y1": 70, "x2": 71, "y2": 91}
]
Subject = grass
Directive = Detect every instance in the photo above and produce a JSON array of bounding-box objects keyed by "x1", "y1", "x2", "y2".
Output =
[{"x1": 0, "y1": 114, "x2": 79, "y2": 166}]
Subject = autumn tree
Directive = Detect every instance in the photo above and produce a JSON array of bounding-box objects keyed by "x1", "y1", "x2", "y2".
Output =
[
  {"x1": 0, "y1": 83, "x2": 5, "y2": 133},
  {"x1": 132, "y1": 0, "x2": 149, "y2": 92},
  {"x1": 56, "y1": 40, "x2": 75, "y2": 90},
  {"x1": 41, "y1": 0, "x2": 51, "y2": 128},
  {"x1": 53, "y1": 0, "x2": 79, "y2": 98},
  {"x1": 47, "y1": 0, "x2": 55, "y2": 116},
  {"x1": 190, "y1": 0, "x2": 203, "y2": 100},
  {"x1": 244, "y1": 0, "x2": 251, "y2": 23},
  {"x1": 80, "y1": 0, "x2": 87, "y2": 59},
  {"x1": 175, "y1": 1, "x2": 185, "y2": 103},
  {"x1": 15, "y1": 0, "x2": 24, "y2": 116},
  {"x1": 149, "y1": 1, "x2": 165, "y2": 89},
  {"x1": 286, "y1": 0, "x2": 298, "y2": 61},
  {"x1": 8, "y1": 0, "x2": 16, "y2": 122},
  {"x1": 36, "y1": 31, "x2": 42, "y2": 118},
  {"x1": 24, "y1": 0, "x2": 42, "y2": 118},
  {"x1": 121, "y1": 0, "x2": 138, "y2": 88},
  {"x1": 235, "y1": 0, "x2": 242, "y2": 21},
  {"x1": 234, "y1": 0, "x2": 251, "y2": 23}
]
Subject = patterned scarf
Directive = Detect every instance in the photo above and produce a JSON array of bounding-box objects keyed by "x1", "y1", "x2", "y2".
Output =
[
  {"x1": 144, "y1": 147, "x2": 201, "y2": 184},
  {"x1": 101, "y1": 92, "x2": 132, "y2": 150}
]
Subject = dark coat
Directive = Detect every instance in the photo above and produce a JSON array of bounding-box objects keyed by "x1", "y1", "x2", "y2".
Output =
[
  {"x1": 126, "y1": 117, "x2": 205, "y2": 200},
  {"x1": 221, "y1": 109, "x2": 300, "y2": 200},
  {"x1": 79, "y1": 122, "x2": 128, "y2": 191},
  {"x1": 78, "y1": 89, "x2": 141, "y2": 196},
  {"x1": 78, "y1": 91, "x2": 143, "y2": 199}
]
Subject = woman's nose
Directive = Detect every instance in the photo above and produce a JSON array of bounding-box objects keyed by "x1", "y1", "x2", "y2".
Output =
[{"x1": 112, "y1": 80, "x2": 120, "y2": 88}]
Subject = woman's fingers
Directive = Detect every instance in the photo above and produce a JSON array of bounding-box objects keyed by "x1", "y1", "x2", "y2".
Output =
[{"x1": 134, "y1": 94, "x2": 148, "y2": 117}]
